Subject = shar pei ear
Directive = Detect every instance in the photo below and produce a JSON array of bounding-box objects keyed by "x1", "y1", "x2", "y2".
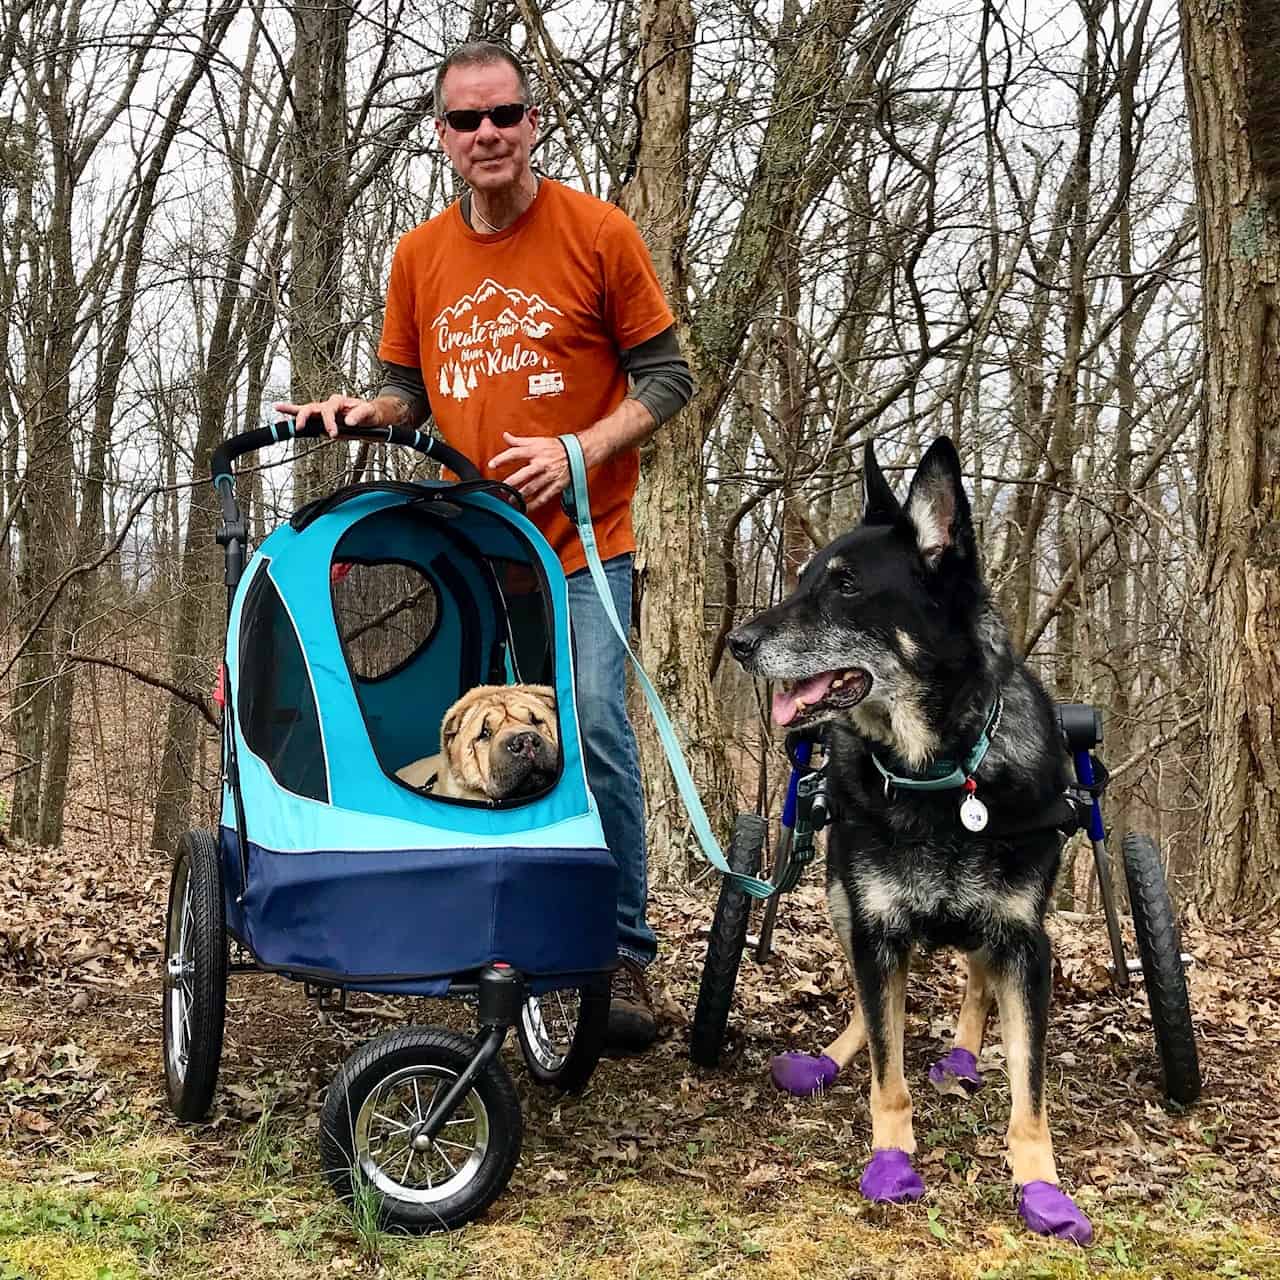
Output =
[{"x1": 440, "y1": 692, "x2": 473, "y2": 754}]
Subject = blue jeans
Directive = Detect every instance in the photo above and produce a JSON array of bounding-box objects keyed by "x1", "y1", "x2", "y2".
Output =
[{"x1": 566, "y1": 553, "x2": 655, "y2": 968}]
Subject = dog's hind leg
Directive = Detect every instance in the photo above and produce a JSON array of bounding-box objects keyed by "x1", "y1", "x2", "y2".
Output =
[
  {"x1": 823, "y1": 997, "x2": 866, "y2": 1068},
  {"x1": 929, "y1": 951, "x2": 993, "y2": 1097},
  {"x1": 770, "y1": 877, "x2": 866, "y2": 1097},
  {"x1": 994, "y1": 929, "x2": 1092, "y2": 1245},
  {"x1": 856, "y1": 942, "x2": 924, "y2": 1203}
]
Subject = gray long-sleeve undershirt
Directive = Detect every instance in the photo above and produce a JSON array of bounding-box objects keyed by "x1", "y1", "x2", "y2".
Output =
[{"x1": 377, "y1": 323, "x2": 695, "y2": 430}]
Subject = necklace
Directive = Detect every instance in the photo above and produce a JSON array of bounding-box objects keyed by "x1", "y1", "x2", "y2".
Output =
[{"x1": 471, "y1": 175, "x2": 538, "y2": 233}]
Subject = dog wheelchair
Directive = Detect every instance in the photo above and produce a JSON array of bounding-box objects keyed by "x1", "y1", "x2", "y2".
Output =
[
  {"x1": 161, "y1": 420, "x2": 618, "y2": 1230},
  {"x1": 690, "y1": 705, "x2": 1202, "y2": 1107}
]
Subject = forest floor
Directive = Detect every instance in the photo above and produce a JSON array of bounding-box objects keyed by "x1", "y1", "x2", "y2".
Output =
[{"x1": 1, "y1": 834, "x2": 1279, "y2": 1280}]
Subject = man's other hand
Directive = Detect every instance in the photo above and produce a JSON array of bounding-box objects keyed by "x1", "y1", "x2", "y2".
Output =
[
  {"x1": 273, "y1": 393, "x2": 381, "y2": 438},
  {"x1": 488, "y1": 432, "x2": 571, "y2": 510}
]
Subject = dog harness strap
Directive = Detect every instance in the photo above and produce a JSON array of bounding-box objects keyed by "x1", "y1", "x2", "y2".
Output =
[{"x1": 558, "y1": 434, "x2": 779, "y2": 900}]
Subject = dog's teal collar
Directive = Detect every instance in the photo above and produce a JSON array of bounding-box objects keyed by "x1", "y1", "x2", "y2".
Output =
[{"x1": 870, "y1": 695, "x2": 1003, "y2": 793}]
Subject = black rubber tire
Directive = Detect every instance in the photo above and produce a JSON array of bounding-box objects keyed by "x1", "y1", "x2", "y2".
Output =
[
  {"x1": 319, "y1": 1025, "x2": 522, "y2": 1232},
  {"x1": 163, "y1": 829, "x2": 228, "y2": 1122},
  {"x1": 689, "y1": 814, "x2": 766, "y2": 1068},
  {"x1": 1122, "y1": 832, "x2": 1201, "y2": 1106},
  {"x1": 516, "y1": 975, "x2": 609, "y2": 1093}
]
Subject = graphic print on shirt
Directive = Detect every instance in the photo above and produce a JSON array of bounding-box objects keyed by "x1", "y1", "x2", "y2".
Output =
[{"x1": 432, "y1": 277, "x2": 566, "y2": 402}]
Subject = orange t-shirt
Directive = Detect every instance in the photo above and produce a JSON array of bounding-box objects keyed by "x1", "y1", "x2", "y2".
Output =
[{"x1": 377, "y1": 179, "x2": 674, "y2": 575}]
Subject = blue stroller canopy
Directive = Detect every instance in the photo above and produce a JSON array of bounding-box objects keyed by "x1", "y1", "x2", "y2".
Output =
[{"x1": 218, "y1": 482, "x2": 616, "y2": 989}]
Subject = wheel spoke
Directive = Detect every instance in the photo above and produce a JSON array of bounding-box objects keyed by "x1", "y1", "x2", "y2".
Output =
[
  {"x1": 554, "y1": 990, "x2": 573, "y2": 1040},
  {"x1": 372, "y1": 1112, "x2": 411, "y2": 1134},
  {"x1": 375, "y1": 1135, "x2": 412, "y2": 1169},
  {"x1": 433, "y1": 1138, "x2": 473, "y2": 1154},
  {"x1": 433, "y1": 1144, "x2": 459, "y2": 1177}
]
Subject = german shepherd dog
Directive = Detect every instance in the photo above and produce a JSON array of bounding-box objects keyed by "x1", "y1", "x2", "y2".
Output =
[{"x1": 727, "y1": 438, "x2": 1092, "y2": 1244}]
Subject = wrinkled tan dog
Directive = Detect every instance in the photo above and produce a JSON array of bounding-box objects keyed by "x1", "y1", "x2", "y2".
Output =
[{"x1": 397, "y1": 684, "x2": 558, "y2": 801}]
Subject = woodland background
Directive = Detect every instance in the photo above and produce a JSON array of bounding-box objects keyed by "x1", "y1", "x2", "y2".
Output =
[{"x1": 1, "y1": 0, "x2": 1278, "y2": 921}]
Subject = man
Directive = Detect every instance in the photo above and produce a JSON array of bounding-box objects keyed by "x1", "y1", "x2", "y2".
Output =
[{"x1": 276, "y1": 41, "x2": 694, "y2": 1051}]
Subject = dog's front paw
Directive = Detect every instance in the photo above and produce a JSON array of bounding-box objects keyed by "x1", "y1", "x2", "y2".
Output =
[
  {"x1": 928, "y1": 1047, "x2": 983, "y2": 1097},
  {"x1": 1017, "y1": 1181, "x2": 1093, "y2": 1245},
  {"x1": 769, "y1": 1052, "x2": 839, "y2": 1096},
  {"x1": 859, "y1": 1148, "x2": 925, "y2": 1203}
]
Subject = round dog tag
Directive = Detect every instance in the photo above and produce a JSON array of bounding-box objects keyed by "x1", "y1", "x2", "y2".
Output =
[{"x1": 960, "y1": 793, "x2": 989, "y2": 833}]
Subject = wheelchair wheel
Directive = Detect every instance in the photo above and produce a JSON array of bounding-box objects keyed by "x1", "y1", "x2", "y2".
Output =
[
  {"x1": 320, "y1": 1025, "x2": 521, "y2": 1233},
  {"x1": 1122, "y1": 833, "x2": 1201, "y2": 1105},
  {"x1": 689, "y1": 814, "x2": 766, "y2": 1068},
  {"x1": 517, "y1": 975, "x2": 609, "y2": 1092},
  {"x1": 163, "y1": 829, "x2": 228, "y2": 1122}
]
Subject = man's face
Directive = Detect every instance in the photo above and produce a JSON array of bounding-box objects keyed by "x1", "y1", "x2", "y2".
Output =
[{"x1": 435, "y1": 61, "x2": 538, "y2": 195}]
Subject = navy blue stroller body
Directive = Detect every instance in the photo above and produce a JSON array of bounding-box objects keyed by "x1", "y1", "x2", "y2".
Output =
[{"x1": 162, "y1": 419, "x2": 618, "y2": 1230}]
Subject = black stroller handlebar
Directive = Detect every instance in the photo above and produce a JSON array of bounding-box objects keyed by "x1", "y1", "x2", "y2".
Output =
[
  {"x1": 210, "y1": 412, "x2": 483, "y2": 597},
  {"x1": 210, "y1": 413, "x2": 483, "y2": 489}
]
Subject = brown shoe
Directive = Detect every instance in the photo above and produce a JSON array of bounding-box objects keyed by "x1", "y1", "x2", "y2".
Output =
[{"x1": 607, "y1": 957, "x2": 657, "y2": 1051}]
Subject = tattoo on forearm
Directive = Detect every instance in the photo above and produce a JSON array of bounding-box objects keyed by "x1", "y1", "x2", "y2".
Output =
[{"x1": 385, "y1": 395, "x2": 413, "y2": 427}]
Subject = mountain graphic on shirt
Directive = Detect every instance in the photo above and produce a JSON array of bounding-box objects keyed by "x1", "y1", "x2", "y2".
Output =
[
  {"x1": 432, "y1": 278, "x2": 565, "y2": 399},
  {"x1": 432, "y1": 278, "x2": 563, "y2": 343}
]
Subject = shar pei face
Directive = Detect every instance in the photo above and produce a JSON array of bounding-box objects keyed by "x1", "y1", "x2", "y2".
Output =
[{"x1": 397, "y1": 684, "x2": 558, "y2": 802}]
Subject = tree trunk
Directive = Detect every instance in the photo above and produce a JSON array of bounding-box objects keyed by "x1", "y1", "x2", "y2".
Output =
[
  {"x1": 38, "y1": 0, "x2": 242, "y2": 846},
  {"x1": 10, "y1": 71, "x2": 76, "y2": 843},
  {"x1": 289, "y1": 0, "x2": 351, "y2": 506},
  {"x1": 1182, "y1": 0, "x2": 1280, "y2": 915},
  {"x1": 619, "y1": 0, "x2": 735, "y2": 880}
]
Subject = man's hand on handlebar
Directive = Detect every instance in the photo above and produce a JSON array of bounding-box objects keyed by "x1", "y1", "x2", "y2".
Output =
[{"x1": 273, "y1": 393, "x2": 382, "y2": 438}]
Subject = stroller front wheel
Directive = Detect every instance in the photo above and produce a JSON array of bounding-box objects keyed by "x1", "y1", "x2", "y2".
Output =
[
  {"x1": 163, "y1": 829, "x2": 228, "y2": 1122},
  {"x1": 517, "y1": 975, "x2": 609, "y2": 1092},
  {"x1": 320, "y1": 1026, "x2": 522, "y2": 1232}
]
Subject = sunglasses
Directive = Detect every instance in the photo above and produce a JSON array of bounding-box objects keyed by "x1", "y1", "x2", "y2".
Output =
[{"x1": 441, "y1": 102, "x2": 529, "y2": 132}]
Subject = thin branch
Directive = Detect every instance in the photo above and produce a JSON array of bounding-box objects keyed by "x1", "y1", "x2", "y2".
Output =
[{"x1": 66, "y1": 654, "x2": 218, "y2": 728}]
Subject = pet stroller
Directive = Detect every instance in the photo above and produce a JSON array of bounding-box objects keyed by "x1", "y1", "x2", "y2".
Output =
[{"x1": 161, "y1": 419, "x2": 618, "y2": 1230}]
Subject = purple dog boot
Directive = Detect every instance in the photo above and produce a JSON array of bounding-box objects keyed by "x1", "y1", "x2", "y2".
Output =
[
  {"x1": 859, "y1": 1148, "x2": 925, "y2": 1203},
  {"x1": 770, "y1": 1052, "x2": 839, "y2": 1097},
  {"x1": 928, "y1": 1047, "x2": 984, "y2": 1097},
  {"x1": 1018, "y1": 1181, "x2": 1093, "y2": 1245}
]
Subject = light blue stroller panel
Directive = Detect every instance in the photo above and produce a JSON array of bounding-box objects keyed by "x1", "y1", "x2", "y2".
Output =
[{"x1": 218, "y1": 481, "x2": 616, "y2": 990}]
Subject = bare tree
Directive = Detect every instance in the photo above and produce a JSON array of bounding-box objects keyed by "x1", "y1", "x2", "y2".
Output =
[{"x1": 1180, "y1": 0, "x2": 1280, "y2": 915}]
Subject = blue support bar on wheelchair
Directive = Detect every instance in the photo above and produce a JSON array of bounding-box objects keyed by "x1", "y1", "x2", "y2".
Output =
[
  {"x1": 1072, "y1": 750, "x2": 1106, "y2": 841},
  {"x1": 781, "y1": 739, "x2": 812, "y2": 830},
  {"x1": 559, "y1": 434, "x2": 778, "y2": 900}
]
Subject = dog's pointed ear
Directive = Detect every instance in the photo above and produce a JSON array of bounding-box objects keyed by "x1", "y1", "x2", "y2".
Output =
[
  {"x1": 862, "y1": 439, "x2": 901, "y2": 525},
  {"x1": 905, "y1": 438, "x2": 976, "y2": 571}
]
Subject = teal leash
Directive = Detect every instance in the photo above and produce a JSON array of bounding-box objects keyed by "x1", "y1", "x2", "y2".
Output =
[{"x1": 558, "y1": 434, "x2": 778, "y2": 899}]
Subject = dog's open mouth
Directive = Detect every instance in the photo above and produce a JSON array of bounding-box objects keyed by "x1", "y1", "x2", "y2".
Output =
[{"x1": 771, "y1": 668, "x2": 871, "y2": 727}]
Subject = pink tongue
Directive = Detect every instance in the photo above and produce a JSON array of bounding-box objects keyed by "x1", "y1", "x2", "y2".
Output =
[{"x1": 771, "y1": 671, "x2": 838, "y2": 726}]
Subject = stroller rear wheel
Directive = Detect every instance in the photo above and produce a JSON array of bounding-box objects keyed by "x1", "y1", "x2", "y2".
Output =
[
  {"x1": 517, "y1": 975, "x2": 609, "y2": 1092},
  {"x1": 163, "y1": 829, "x2": 228, "y2": 1122},
  {"x1": 320, "y1": 1025, "x2": 522, "y2": 1232}
]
